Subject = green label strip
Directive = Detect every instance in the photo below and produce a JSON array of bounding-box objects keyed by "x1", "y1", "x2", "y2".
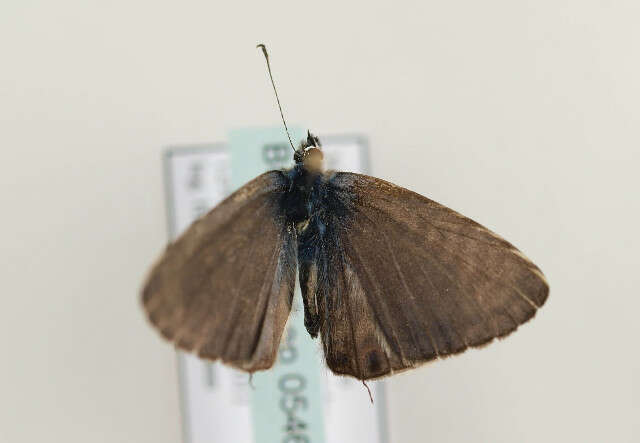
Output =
[{"x1": 229, "y1": 127, "x2": 326, "y2": 443}]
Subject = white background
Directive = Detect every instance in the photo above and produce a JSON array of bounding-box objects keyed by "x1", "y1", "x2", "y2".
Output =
[{"x1": 1, "y1": 1, "x2": 638, "y2": 442}]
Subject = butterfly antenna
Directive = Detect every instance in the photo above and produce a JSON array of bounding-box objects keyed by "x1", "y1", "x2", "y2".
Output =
[{"x1": 257, "y1": 44, "x2": 296, "y2": 152}]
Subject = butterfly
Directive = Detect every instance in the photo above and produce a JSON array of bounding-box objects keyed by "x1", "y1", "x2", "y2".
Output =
[{"x1": 141, "y1": 45, "x2": 549, "y2": 381}]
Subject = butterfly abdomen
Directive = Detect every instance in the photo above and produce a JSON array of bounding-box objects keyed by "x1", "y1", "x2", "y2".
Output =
[{"x1": 289, "y1": 172, "x2": 361, "y2": 344}]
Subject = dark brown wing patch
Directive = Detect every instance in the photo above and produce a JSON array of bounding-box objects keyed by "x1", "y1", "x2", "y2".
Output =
[
  {"x1": 313, "y1": 172, "x2": 549, "y2": 380},
  {"x1": 142, "y1": 171, "x2": 296, "y2": 372}
]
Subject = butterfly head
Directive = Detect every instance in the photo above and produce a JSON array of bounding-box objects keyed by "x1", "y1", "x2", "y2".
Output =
[{"x1": 294, "y1": 130, "x2": 324, "y2": 173}]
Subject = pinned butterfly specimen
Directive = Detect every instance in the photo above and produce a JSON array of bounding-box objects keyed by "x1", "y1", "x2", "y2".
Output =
[{"x1": 141, "y1": 44, "x2": 549, "y2": 381}]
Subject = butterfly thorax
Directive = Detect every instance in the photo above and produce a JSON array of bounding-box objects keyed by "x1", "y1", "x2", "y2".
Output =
[
  {"x1": 284, "y1": 132, "x2": 326, "y2": 231},
  {"x1": 283, "y1": 163, "x2": 323, "y2": 233}
]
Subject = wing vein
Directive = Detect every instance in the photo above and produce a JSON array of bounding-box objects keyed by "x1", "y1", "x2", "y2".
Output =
[
  {"x1": 378, "y1": 226, "x2": 440, "y2": 357},
  {"x1": 220, "y1": 227, "x2": 264, "y2": 356},
  {"x1": 339, "y1": 251, "x2": 364, "y2": 379},
  {"x1": 247, "y1": 227, "x2": 288, "y2": 361},
  {"x1": 348, "y1": 243, "x2": 409, "y2": 365}
]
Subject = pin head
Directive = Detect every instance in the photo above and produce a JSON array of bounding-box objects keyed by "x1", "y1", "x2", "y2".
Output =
[{"x1": 294, "y1": 130, "x2": 324, "y2": 172}]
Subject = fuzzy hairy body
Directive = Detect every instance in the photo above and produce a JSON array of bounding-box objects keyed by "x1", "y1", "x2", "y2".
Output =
[{"x1": 280, "y1": 164, "x2": 353, "y2": 339}]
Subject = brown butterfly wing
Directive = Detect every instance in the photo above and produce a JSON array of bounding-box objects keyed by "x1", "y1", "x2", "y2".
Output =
[
  {"x1": 141, "y1": 171, "x2": 296, "y2": 372},
  {"x1": 315, "y1": 172, "x2": 549, "y2": 380}
]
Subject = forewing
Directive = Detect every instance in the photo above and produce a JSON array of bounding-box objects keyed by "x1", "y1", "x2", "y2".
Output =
[
  {"x1": 142, "y1": 171, "x2": 296, "y2": 372},
  {"x1": 312, "y1": 172, "x2": 549, "y2": 380}
]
